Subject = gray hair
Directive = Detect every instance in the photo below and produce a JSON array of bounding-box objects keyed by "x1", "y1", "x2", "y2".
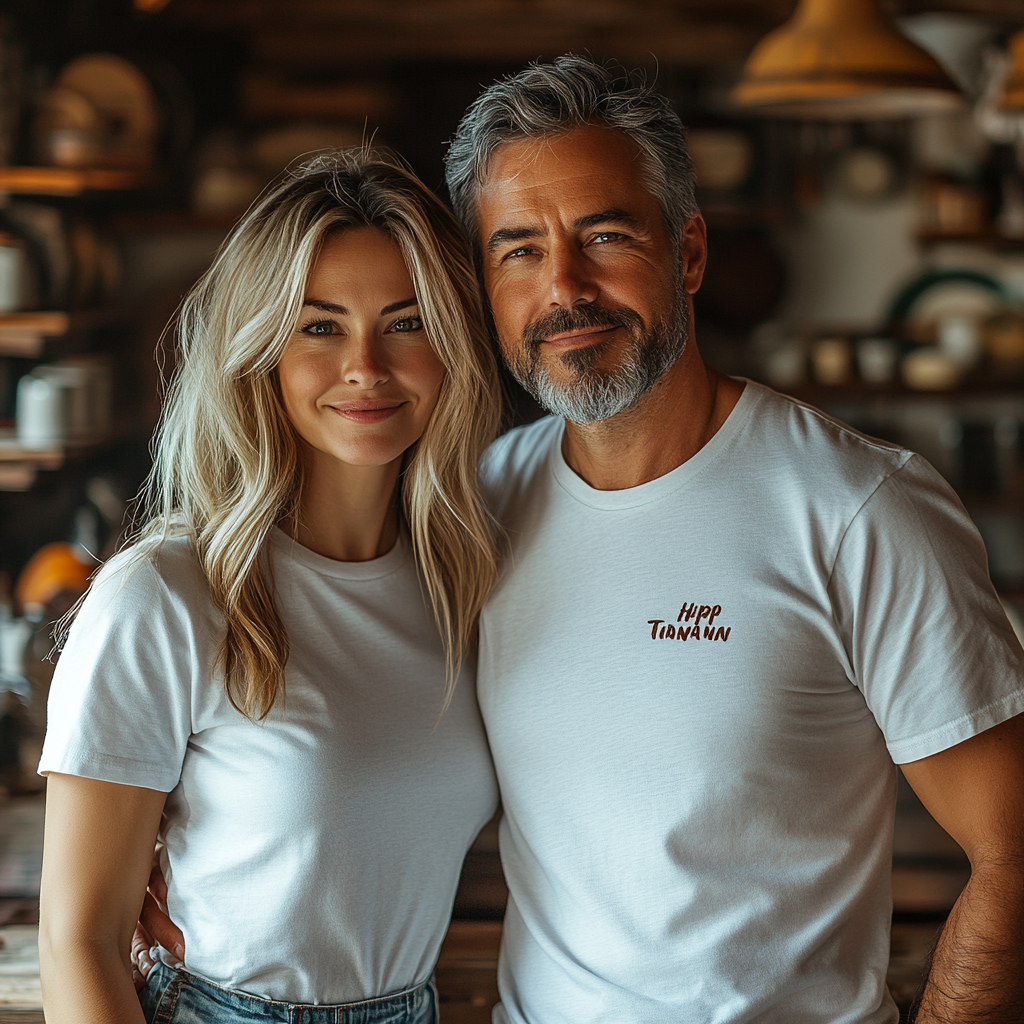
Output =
[{"x1": 445, "y1": 54, "x2": 698, "y2": 253}]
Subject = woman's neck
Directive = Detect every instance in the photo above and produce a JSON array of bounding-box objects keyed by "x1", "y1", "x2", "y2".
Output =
[{"x1": 284, "y1": 447, "x2": 403, "y2": 563}]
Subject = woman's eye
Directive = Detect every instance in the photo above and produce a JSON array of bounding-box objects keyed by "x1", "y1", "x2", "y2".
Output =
[
  {"x1": 300, "y1": 320, "x2": 337, "y2": 336},
  {"x1": 389, "y1": 316, "x2": 424, "y2": 333}
]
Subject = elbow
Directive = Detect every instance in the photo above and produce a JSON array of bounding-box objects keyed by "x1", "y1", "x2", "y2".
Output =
[{"x1": 38, "y1": 903, "x2": 126, "y2": 985}]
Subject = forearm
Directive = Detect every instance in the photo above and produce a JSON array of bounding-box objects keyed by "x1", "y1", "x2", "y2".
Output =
[
  {"x1": 912, "y1": 859, "x2": 1024, "y2": 1024},
  {"x1": 38, "y1": 925, "x2": 147, "y2": 1024}
]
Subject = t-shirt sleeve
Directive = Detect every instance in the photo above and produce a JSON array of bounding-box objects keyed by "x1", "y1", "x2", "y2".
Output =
[
  {"x1": 38, "y1": 549, "x2": 201, "y2": 792},
  {"x1": 829, "y1": 453, "x2": 1024, "y2": 764}
]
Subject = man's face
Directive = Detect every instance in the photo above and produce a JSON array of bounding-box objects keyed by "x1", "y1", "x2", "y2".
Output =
[{"x1": 476, "y1": 123, "x2": 700, "y2": 423}]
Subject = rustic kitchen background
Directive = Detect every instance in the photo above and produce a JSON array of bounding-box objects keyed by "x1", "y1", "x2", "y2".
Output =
[{"x1": 2, "y1": 0, "x2": 1024, "y2": 1020}]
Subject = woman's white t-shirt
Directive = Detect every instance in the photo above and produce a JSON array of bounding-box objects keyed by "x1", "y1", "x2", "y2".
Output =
[{"x1": 39, "y1": 529, "x2": 498, "y2": 1004}]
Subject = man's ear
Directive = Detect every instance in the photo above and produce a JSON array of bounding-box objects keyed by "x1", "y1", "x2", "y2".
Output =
[{"x1": 679, "y1": 213, "x2": 708, "y2": 295}]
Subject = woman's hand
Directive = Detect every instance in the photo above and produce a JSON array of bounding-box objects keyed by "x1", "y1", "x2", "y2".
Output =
[
  {"x1": 39, "y1": 773, "x2": 167, "y2": 1024},
  {"x1": 130, "y1": 859, "x2": 185, "y2": 990}
]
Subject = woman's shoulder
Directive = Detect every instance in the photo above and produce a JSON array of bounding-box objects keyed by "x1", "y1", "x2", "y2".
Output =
[{"x1": 87, "y1": 534, "x2": 215, "y2": 625}]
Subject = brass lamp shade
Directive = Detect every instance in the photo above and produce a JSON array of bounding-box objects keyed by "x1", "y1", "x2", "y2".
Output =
[
  {"x1": 999, "y1": 30, "x2": 1024, "y2": 112},
  {"x1": 732, "y1": 0, "x2": 963, "y2": 119}
]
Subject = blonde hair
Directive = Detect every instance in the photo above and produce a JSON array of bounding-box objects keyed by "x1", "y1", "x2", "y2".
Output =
[{"x1": 132, "y1": 149, "x2": 501, "y2": 719}]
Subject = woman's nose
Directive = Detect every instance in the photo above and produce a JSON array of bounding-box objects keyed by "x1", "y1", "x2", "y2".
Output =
[{"x1": 342, "y1": 333, "x2": 390, "y2": 389}]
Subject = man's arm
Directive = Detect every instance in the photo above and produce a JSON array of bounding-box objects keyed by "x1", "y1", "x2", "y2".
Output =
[
  {"x1": 901, "y1": 713, "x2": 1024, "y2": 1024},
  {"x1": 39, "y1": 773, "x2": 166, "y2": 1024}
]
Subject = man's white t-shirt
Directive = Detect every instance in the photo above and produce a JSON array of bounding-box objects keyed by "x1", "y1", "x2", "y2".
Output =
[
  {"x1": 40, "y1": 529, "x2": 498, "y2": 1004},
  {"x1": 479, "y1": 380, "x2": 1024, "y2": 1024}
]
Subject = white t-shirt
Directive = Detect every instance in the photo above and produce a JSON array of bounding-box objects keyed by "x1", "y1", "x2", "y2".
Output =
[
  {"x1": 478, "y1": 381, "x2": 1024, "y2": 1024},
  {"x1": 40, "y1": 529, "x2": 498, "y2": 1004}
]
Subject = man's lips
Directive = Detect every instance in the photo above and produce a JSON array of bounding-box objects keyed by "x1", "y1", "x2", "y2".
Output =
[
  {"x1": 540, "y1": 325, "x2": 620, "y2": 348},
  {"x1": 328, "y1": 400, "x2": 406, "y2": 424}
]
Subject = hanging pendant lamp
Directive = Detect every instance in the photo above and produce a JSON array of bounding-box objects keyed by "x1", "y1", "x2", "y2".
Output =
[
  {"x1": 732, "y1": 0, "x2": 963, "y2": 119},
  {"x1": 998, "y1": 29, "x2": 1024, "y2": 112}
]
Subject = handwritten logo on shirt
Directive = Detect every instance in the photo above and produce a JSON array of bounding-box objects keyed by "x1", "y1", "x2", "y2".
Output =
[{"x1": 647, "y1": 603, "x2": 732, "y2": 642}]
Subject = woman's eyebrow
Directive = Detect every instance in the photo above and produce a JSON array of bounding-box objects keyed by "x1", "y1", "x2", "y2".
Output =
[
  {"x1": 303, "y1": 298, "x2": 347, "y2": 314},
  {"x1": 301, "y1": 298, "x2": 418, "y2": 316}
]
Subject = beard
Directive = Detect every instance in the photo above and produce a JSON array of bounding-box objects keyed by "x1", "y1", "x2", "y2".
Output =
[{"x1": 503, "y1": 269, "x2": 690, "y2": 425}]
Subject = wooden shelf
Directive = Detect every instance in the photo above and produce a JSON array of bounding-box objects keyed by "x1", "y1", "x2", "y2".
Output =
[
  {"x1": 917, "y1": 229, "x2": 1024, "y2": 251},
  {"x1": 0, "y1": 310, "x2": 128, "y2": 358},
  {"x1": 0, "y1": 313, "x2": 70, "y2": 358},
  {"x1": 781, "y1": 376, "x2": 1024, "y2": 405},
  {"x1": 0, "y1": 429, "x2": 115, "y2": 491},
  {"x1": 0, "y1": 432, "x2": 65, "y2": 492},
  {"x1": 0, "y1": 167, "x2": 153, "y2": 197}
]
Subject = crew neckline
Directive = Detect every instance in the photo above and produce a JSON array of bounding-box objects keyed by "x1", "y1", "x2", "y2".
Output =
[
  {"x1": 549, "y1": 378, "x2": 763, "y2": 510},
  {"x1": 269, "y1": 526, "x2": 410, "y2": 581}
]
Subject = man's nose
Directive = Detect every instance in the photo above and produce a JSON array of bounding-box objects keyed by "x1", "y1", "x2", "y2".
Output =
[
  {"x1": 342, "y1": 332, "x2": 390, "y2": 389},
  {"x1": 547, "y1": 244, "x2": 599, "y2": 309}
]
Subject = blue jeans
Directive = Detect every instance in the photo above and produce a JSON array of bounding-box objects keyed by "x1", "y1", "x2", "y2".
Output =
[{"x1": 140, "y1": 960, "x2": 439, "y2": 1024}]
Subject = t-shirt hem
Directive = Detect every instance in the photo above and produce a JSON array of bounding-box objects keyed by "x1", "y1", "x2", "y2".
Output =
[
  {"x1": 887, "y1": 686, "x2": 1024, "y2": 763},
  {"x1": 37, "y1": 747, "x2": 178, "y2": 792}
]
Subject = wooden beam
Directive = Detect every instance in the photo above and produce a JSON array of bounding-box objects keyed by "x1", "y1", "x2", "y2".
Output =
[
  {"x1": 240, "y1": 76, "x2": 398, "y2": 120},
  {"x1": 248, "y1": 22, "x2": 761, "y2": 65},
  {"x1": 169, "y1": 0, "x2": 794, "y2": 33}
]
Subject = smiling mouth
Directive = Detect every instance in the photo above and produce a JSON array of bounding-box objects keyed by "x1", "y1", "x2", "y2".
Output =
[
  {"x1": 541, "y1": 325, "x2": 620, "y2": 349},
  {"x1": 329, "y1": 400, "x2": 406, "y2": 424}
]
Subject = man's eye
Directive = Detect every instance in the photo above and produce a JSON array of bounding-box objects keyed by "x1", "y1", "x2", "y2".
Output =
[
  {"x1": 300, "y1": 320, "x2": 336, "y2": 335},
  {"x1": 501, "y1": 246, "x2": 534, "y2": 262},
  {"x1": 389, "y1": 316, "x2": 424, "y2": 333},
  {"x1": 591, "y1": 232, "x2": 624, "y2": 244}
]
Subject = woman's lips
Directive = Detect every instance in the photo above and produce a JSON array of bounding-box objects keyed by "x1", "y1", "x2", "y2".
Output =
[{"x1": 329, "y1": 400, "x2": 405, "y2": 424}]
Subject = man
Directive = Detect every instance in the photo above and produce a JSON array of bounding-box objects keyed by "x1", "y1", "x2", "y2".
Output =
[
  {"x1": 445, "y1": 56, "x2": 1024, "y2": 1023},
  {"x1": 138, "y1": 55, "x2": 1024, "y2": 1023}
]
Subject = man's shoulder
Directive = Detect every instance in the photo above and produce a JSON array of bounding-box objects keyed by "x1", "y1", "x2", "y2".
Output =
[
  {"x1": 480, "y1": 415, "x2": 562, "y2": 506},
  {"x1": 745, "y1": 381, "x2": 914, "y2": 495}
]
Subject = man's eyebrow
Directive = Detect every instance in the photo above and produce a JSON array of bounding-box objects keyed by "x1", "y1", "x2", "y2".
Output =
[
  {"x1": 485, "y1": 226, "x2": 543, "y2": 254},
  {"x1": 302, "y1": 298, "x2": 418, "y2": 316},
  {"x1": 485, "y1": 209, "x2": 644, "y2": 254},
  {"x1": 573, "y1": 208, "x2": 643, "y2": 231}
]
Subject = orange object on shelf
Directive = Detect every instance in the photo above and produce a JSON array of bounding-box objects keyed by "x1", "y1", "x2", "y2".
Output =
[
  {"x1": 15, "y1": 542, "x2": 95, "y2": 613},
  {"x1": 1000, "y1": 29, "x2": 1024, "y2": 112}
]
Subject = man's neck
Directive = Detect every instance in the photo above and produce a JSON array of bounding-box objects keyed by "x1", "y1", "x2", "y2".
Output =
[{"x1": 560, "y1": 342, "x2": 745, "y2": 491}]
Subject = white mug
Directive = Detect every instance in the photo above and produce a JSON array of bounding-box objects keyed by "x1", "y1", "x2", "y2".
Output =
[
  {"x1": 35, "y1": 364, "x2": 91, "y2": 440},
  {"x1": 16, "y1": 372, "x2": 68, "y2": 448}
]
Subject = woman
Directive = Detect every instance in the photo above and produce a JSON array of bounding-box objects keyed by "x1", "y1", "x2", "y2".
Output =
[{"x1": 37, "y1": 149, "x2": 502, "y2": 1024}]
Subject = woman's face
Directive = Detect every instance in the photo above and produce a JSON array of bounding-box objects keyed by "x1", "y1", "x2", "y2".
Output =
[{"x1": 278, "y1": 227, "x2": 446, "y2": 470}]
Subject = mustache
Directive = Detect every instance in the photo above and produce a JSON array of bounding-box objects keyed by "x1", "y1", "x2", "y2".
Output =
[{"x1": 521, "y1": 304, "x2": 645, "y2": 350}]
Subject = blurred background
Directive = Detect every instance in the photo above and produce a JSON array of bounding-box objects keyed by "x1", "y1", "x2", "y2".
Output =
[{"x1": 1, "y1": 0, "x2": 1024, "y2": 1019}]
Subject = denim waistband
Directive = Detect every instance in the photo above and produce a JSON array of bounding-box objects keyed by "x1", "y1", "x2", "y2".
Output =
[{"x1": 141, "y1": 959, "x2": 438, "y2": 1024}]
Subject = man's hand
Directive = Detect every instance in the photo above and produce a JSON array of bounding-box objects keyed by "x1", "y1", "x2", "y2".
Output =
[
  {"x1": 902, "y1": 712, "x2": 1024, "y2": 1023},
  {"x1": 129, "y1": 861, "x2": 185, "y2": 992}
]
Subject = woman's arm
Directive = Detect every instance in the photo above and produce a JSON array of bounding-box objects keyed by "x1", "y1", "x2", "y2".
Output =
[{"x1": 39, "y1": 772, "x2": 168, "y2": 1024}]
